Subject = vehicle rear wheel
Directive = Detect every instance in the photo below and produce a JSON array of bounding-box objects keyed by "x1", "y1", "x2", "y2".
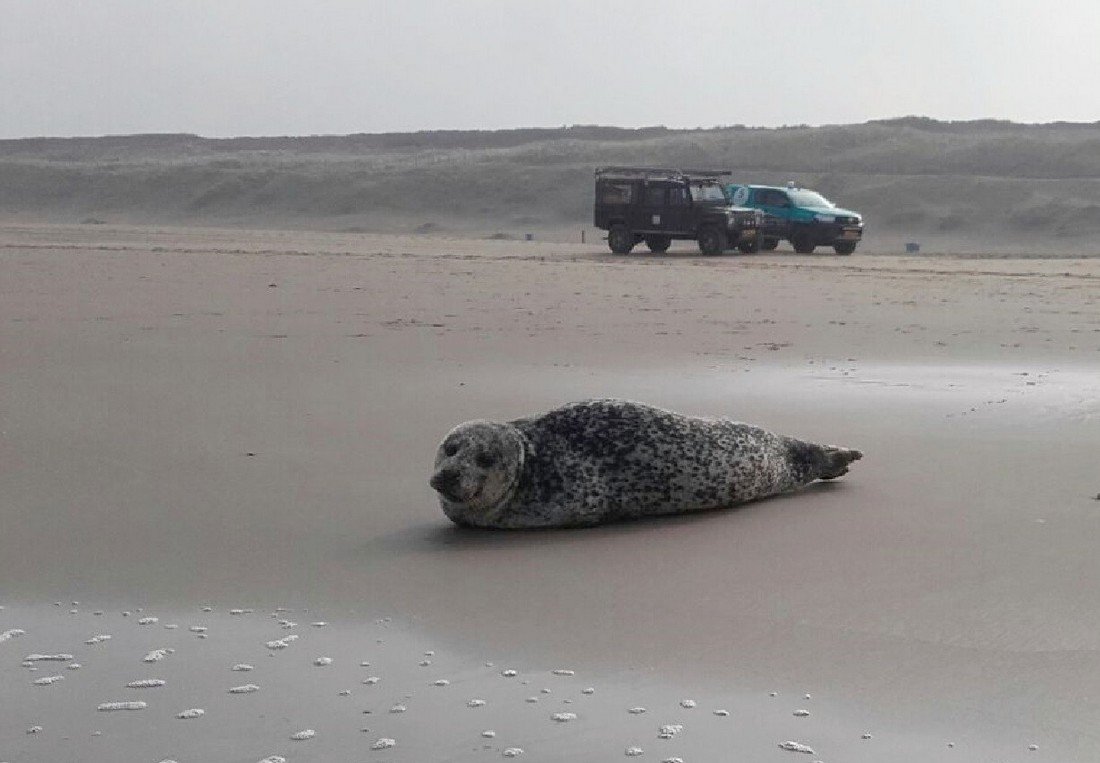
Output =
[
  {"x1": 791, "y1": 230, "x2": 815, "y2": 254},
  {"x1": 760, "y1": 238, "x2": 779, "y2": 251},
  {"x1": 697, "y1": 226, "x2": 727, "y2": 255},
  {"x1": 738, "y1": 238, "x2": 761, "y2": 254},
  {"x1": 833, "y1": 241, "x2": 857, "y2": 255},
  {"x1": 645, "y1": 235, "x2": 671, "y2": 253},
  {"x1": 608, "y1": 225, "x2": 634, "y2": 254}
]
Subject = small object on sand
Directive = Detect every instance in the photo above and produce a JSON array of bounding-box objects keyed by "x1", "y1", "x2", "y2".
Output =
[
  {"x1": 314, "y1": 656, "x2": 333, "y2": 666},
  {"x1": 311, "y1": 621, "x2": 328, "y2": 627},
  {"x1": 127, "y1": 679, "x2": 166, "y2": 688},
  {"x1": 625, "y1": 747, "x2": 645, "y2": 757},
  {"x1": 229, "y1": 609, "x2": 253, "y2": 615},
  {"x1": 503, "y1": 749, "x2": 524, "y2": 758},
  {"x1": 540, "y1": 688, "x2": 552, "y2": 694},
  {"x1": 177, "y1": 708, "x2": 204, "y2": 719},
  {"x1": 390, "y1": 704, "x2": 407, "y2": 713},
  {"x1": 290, "y1": 729, "x2": 315, "y2": 741},
  {"x1": 67, "y1": 663, "x2": 81, "y2": 670},
  {"x1": 769, "y1": 691, "x2": 778, "y2": 697},
  {"x1": 679, "y1": 699, "x2": 696, "y2": 709},
  {"x1": 419, "y1": 659, "x2": 432, "y2": 666},
  {"x1": 663, "y1": 758, "x2": 686, "y2": 763},
  {"x1": 552, "y1": 668, "x2": 575, "y2": 676},
  {"x1": 793, "y1": 709, "x2": 811, "y2": 717},
  {"x1": 779, "y1": 740, "x2": 815, "y2": 754},
  {"x1": 26, "y1": 654, "x2": 74, "y2": 662},
  {"x1": 363, "y1": 676, "x2": 381, "y2": 684},
  {"x1": 433, "y1": 678, "x2": 450, "y2": 686},
  {"x1": 258, "y1": 757, "x2": 286, "y2": 763},
  {"x1": 86, "y1": 634, "x2": 111, "y2": 645},
  {"x1": 628, "y1": 706, "x2": 647, "y2": 714},
  {"x1": 34, "y1": 676, "x2": 64, "y2": 686},
  {"x1": 27, "y1": 725, "x2": 43, "y2": 734},
  {"x1": 265, "y1": 635, "x2": 298, "y2": 650},
  {"x1": 338, "y1": 689, "x2": 351, "y2": 696},
  {"x1": 232, "y1": 664, "x2": 254, "y2": 672},
  {"x1": 137, "y1": 617, "x2": 159, "y2": 625},
  {"x1": 861, "y1": 733, "x2": 873, "y2": 739},
  {"x1": 658, "y1": 724, "x2": 684, "y2": 739},
  {"x1": 551, "y1": 712, "x2": 577, "y2": 722},
  {"x1": 482, "y1": 730, "x2": 496, "y2": 738},
  {"x1": 501, "y1": 669, "x2": 518, "y2": 677},
  {"x1": 371, "y1": 738, "x2": 397, "y2": 750},
  {"x1": 143, "y1": 649, "x2": 172, "y2": 663},
  {"x1": 468, "y1": 699, "x2": 487, "y2": 707},
  {"x1": 803, "y1": 693, "x2": 812, "y2": 700},
  {"x1": 582, "y1": 687, "x2": 596, "y2": 695},
  {"x1": 0, "y1": 628, "x2": 26, "y2": 643},
  {"x1": 189, "y1": 626, "x2": 207, "y2": 633},
  {"x1": 713, "y1": 709, "x2": 730, "y2": 716},
  {"x1": 229, "y1": 684, "x2": 260, "y2": 694},
  {"x1": 1029, "y1": 744, "x2": 1039, "y2": 751},
  {"x1": 201, "y1": 606, "x2": 213, "y2": 612},
  {"x1": 98, "y1": 701, "x2": 147, "y2": 711},
  {"x1": 525, "y1": 697, "x2": 539, "y2": 703}
]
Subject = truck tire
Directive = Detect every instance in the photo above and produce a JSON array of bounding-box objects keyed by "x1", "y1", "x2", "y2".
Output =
[
  {"x1": 697, "y1": 226, "x2": 727, "y2": 255},
  {"x1": 761, "y1": 238, "x2": 779, "y2": 251},
  {"x1": 791, "y1": 230, "x2": 815, "y2": 254},
  {"x1": 833, "y1": 241, "x2": 857, "y2": 255},
  {"x1": 738, "y1": 238, "x2": 761, "y2": 254},
  {"x1": 608, "y1": 225, "x2": 634, "y2": 254},
  {"x1": 645, "y1": 235, "x2": 671, "y2": 253}
]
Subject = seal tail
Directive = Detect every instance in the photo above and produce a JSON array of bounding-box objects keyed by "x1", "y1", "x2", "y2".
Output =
[
  {"x1": 784, "y1": 438, "x2": 862, "y2": 484},
  {"x1": 818, "y1": 445, "x2": 863, "y2": 480}
]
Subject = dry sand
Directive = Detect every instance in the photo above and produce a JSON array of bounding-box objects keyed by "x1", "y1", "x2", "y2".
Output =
[{"x1": 2, "y1": 223, "x2": 1099, "y2": 761}]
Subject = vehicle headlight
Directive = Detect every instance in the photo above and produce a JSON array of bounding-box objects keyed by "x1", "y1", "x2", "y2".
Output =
[{"x1": 814, "y1": 214, "x2": 835, "y2": 223}]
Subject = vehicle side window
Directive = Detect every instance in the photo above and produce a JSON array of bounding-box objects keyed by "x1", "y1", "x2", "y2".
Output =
[
  {"x1": 761, "y1": 190, "x2": 790, "y2": 207},
  {"x1": 601, "y1": 182, "x2": 634, "y2": 205},
  {"x1": 668, "y1": 186, "x2": 687, "y2": 206},
  {"x1": 644, "y1": 184, "x2": 666, "y2": 206}
]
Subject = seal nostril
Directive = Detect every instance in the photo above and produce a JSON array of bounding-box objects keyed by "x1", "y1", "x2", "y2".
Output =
[{"x1": 430, "y1": 468, "x2": 459, "y2": 495}]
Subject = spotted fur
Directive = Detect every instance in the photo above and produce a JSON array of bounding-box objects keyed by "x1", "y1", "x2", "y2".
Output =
[{"x1": 430, "y1": 399, "x2": 861, "y2": 529}]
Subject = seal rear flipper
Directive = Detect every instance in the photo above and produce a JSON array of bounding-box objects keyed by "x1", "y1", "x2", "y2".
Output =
[{"x1": 818, "y1": 446, "x2": 863, "y2": 480}]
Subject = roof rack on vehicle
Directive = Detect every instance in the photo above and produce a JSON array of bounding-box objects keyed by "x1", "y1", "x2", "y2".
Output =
[{"x1": 595, "y1": 166, "x2": 732, "y2": 179}]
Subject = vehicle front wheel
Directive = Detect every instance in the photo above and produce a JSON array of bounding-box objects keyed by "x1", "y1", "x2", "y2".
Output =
[
  {"x1": 738, "y1": 237, "x2": 761, "y2": 254},
  {"x1": 833, "y1": 241, "x2": 857, "y2": 255},
  {"x1": 791, "y1": 230, "x2": 815, "y2": 254},
  {"x1": 760, "y1": 238, "x2": 779, "y2": 251},
  {"x1": 697, "y1": 226, "x2": 727, "y2": 255},
  {"x1": 608, "y1": 225, "x2": 634, "y2": 254},
  {"x1": 645, "y1": 235, "x2": 671, "y2": 253}
]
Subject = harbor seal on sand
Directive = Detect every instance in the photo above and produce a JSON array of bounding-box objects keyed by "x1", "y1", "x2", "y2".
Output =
[{"x1": 430, "y1": 399, "x2": 861, "y2": 529}]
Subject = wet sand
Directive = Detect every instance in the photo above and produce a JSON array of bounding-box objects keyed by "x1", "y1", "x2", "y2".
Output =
[{"x1": 2, "y1": 224, "x2": 1099, "y2": 761}]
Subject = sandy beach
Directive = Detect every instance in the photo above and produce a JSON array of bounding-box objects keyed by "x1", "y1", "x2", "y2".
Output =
[{"x1": 2, "y1": 223, "x2": 1099, "y2": 761}]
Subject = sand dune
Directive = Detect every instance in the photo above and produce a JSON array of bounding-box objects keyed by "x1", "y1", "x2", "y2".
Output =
[{"x1": 2, "y1": 119, "x2": 1099, "y2": 250}]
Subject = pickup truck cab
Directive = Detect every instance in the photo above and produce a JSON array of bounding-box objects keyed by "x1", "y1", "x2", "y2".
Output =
[
  {"x1": 594, "y1": 167, "x2": 762, "y2": 255},
  {"x1": 725, "y1": 183, "x2": 864, "y2": 254}
]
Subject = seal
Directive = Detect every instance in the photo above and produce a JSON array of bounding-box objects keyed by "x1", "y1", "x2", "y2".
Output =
[{"x1": 430, "y1": 399, "x2": 862, "y2": 529}]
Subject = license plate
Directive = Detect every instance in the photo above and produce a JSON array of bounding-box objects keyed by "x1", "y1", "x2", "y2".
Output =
[
  {"x1": 742, "y1": 229, "x2": 756, "y2": 239},
  {"x1": 841, "y1": 229, "x2": 860, "y2": 240}
]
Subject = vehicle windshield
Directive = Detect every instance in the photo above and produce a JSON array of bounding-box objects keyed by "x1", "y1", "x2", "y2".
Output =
[
  {"x1": 788, "y1": 189, "x2": 834, "y2": 208},
  {"x1": 689, "y1": 182, "x2": 728, "y2": 204}
]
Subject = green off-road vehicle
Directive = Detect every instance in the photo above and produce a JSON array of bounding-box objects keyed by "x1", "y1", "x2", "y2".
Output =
[
  {"x1": 725, "y1": 182, "x2": 864, "y2": 255},
  {"x1": 594, "y1": 167, "x2": 762, "y2": 255}
]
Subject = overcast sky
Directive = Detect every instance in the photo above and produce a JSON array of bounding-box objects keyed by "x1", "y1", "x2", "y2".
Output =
[{"x1": 3, "y1": 0, "x2": 1099, "y2": 139}]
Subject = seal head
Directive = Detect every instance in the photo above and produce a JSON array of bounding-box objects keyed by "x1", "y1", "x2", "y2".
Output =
[{"x1": 430, "y1": 420, "x2": 526, "y2": 526}]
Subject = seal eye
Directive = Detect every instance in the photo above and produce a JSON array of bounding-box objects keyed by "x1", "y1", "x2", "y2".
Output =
[
  {"x1": 475, "y1": 453, "x2": 496, "y2": 469},
  {"x1": 444, "y1": 442, "x2": 459, "y2": 457}
]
